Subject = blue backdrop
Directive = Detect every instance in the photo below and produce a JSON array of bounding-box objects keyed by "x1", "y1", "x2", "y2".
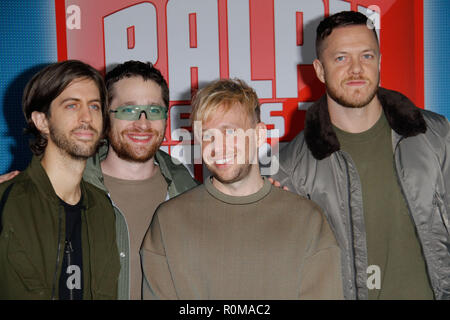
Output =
[{"x1": 0, "y1": 0, "x2": 448, "y2": 173}]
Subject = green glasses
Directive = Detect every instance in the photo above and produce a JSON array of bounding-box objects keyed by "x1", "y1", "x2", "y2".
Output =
[{"x1": 109, "y1": 105, "x2": 168, "y2": 121}]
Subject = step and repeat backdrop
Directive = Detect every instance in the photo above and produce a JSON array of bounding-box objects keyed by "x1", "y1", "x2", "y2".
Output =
[{"x1": 1, "y1": 0, "x2": 449, "y2": 178}]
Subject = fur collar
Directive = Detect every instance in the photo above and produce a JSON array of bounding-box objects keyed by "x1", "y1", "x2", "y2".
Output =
[{"x1": 304, "y1": 87, "x2": 427, "y2": 160}]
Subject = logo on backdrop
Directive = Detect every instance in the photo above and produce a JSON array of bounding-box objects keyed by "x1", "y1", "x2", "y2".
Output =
[{"x1": 60, "y1": 0, "x2": 413, "y2": 179}]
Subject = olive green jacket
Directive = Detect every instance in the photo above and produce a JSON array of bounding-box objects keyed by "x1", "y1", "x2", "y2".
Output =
[
  {"x1": 0, "y1": 156, "x2": 120, "y2": 300},
  {"x1": 82, "y1": 143, "x2": 199, "y2": 299}
]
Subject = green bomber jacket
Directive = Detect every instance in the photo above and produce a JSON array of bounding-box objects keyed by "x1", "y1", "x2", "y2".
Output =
[{"x1": 0, "y1": 156, "x2": 120, "y2": 300}]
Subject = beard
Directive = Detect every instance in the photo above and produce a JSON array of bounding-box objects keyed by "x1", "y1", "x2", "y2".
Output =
[
  {"x1": 108, "y1": 127, "x2": 165, "y2": 163},
  {"x1": 206, "y1": 161, "x2": 253, "y2": 185},
  {"x1": 49, "y1": 123, "x2": 100, "y2": 161},
  {"x1": 325, "y1": 75, "x2": 379, "y2": 109}
]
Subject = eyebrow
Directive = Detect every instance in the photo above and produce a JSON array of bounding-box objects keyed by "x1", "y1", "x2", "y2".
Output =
[
  {"x1": 202, "y1": 124, "x2": 240, "y2": 132},
  {"x1": 120, "y1": 101, "x2": 162, "y2": 106},
  {"x1": 334, "y1": 48, "x2": 377, "y2": 55},
  {"x1": 60, "y1": 97, "x2": 101, "y2": 104}
]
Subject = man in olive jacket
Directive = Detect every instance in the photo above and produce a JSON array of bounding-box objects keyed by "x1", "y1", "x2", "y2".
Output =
[{"x1": 0, "y1": 60, "x2": 120, "y2": 299}]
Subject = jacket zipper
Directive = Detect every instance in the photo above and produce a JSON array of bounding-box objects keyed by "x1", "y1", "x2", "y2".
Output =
[
  {"x1": 65, "y1": 240, "x2": 74, "y2": 300},
  {"x1": 51, "y1": 205, "x2": 63, "y2": 300},
  {"x1": 338, "y1": 150, "x2": 365, "y2": 300}
]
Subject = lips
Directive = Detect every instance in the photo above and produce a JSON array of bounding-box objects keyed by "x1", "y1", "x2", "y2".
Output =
[
  {"x1": 126, "y1": 133, "x2": 153, "y2": 144},
  {"x1": 72, "y1": 127, "x2": 97, "y2": 141},
  {"x1": 345, "y1": 78, "x2": 368, "y2": 86},
  {"x1": 215, "y1": 157, "x2": 234, "y2": 165}
]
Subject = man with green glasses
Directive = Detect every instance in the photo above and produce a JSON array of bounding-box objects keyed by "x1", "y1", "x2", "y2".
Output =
[
  {"x1": 82, "y1": 61, "x2": 198, "y2": 300},
  {"x1": 109, "y1": 104, "x2": 168, "y2": 121}
]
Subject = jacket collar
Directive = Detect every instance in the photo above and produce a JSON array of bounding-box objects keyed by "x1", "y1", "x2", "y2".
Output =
[
  {"x1": 83, "y1": 141, "x2": 178, "y2": 192},
  {"x1": 304, "y1": 87, "x2": 427, "y2": 160},
  {"x1": 27, "y1": 155, "x2": 93, "y2": 208}
]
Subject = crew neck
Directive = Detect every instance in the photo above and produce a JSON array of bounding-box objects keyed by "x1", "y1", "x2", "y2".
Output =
[
  {"x1": 204, "y1": 176, "x2": 272, "y2": 205},
  {"x1": 103, "y1": 166, "x2": 162, "y2": 185},
  {"x1": 333, "y1": 110, "x2": 389, "y2": 144}
]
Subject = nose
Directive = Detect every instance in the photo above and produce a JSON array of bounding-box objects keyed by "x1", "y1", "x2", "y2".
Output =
[
  {"x1": 349, "y1": 57, "x2": 362, "y2": 75},
  {"x1": 134, "y1": 112, "x2": 150, "y2": 129},
  {"x1": 79, "y1": 104, "x2": 93, "y2": 123}
]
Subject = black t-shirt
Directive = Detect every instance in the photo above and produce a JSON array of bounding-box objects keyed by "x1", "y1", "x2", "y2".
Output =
[{"x1": 58, "y1": 197, "x2": 84, "y2": 300}]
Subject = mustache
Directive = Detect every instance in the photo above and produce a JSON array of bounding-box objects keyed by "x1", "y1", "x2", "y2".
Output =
[
  {"x1": 71, "y1": 124, "x2": 99, "y2": 135},
  {"x1": 345, "y1": 76, "x2": 369, "y2": 81},
  {"x1": 121, "y1": 128, "x2": 160, "y2": 135}
]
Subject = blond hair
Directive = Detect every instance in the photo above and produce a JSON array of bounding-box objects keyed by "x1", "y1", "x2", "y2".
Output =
[{"x1": 190, "y1": 78, "x2": 260, "y2": 125}]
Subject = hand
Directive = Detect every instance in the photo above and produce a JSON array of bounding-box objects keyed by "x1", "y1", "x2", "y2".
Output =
[
  {"x1": 268, "y1": 177, "x2": 289, "y2": 191},
  {"x1": 0, "y1": 170, "x2": 20, "y2": 184}
]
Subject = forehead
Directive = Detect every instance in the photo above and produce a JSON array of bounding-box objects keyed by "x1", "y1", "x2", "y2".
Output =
[
  {"x1": 111, "y1": 76, "x2": 163, "y2": 104},
  {"x1": 322, "y1": 25, "x2": 379, "y2": 54},
  {"x1": 54, "y1": 78, "x2": 100, "y2": 100},
  {"x1": 203, "y1": 103, "x2": 252, "y2": 129}
]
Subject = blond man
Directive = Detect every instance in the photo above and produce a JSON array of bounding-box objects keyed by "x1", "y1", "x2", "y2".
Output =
[{"x1": 140, "y1": 78, "x2": 343, "y2": 300}]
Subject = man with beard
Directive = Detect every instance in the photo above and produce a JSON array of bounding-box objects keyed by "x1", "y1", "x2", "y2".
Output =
[
  {"x1": 272, "y1": 11, "x2": 450, "y2": 299},
  {"x1": 82, "y1": 61, "x2": 198, "y2": 300},
  {"x1": 0, "y1": 60, "x2": 120, "y2": 299},
  {"x1": 140, "y1": 78, "x2": 343, "y2": 299}
]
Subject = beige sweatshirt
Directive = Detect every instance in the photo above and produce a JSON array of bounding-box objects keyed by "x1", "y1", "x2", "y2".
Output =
[{"x1": 141, "y1": 177, "x2": 343, "y2": 299}]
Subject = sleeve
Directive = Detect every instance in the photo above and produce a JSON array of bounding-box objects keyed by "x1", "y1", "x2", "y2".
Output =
[
  {"x1": 298, "y1": 206, "x2": 344, "y2": 300},
  {"x1": 270, "y1": 132, "x2": 307, "y2": 193},
  {"x1": 140, "y1": 212, "x2": 178, "y2": 300},
  {"x1": 442, "y1": 119, "x2": 450, "y2": 219}
]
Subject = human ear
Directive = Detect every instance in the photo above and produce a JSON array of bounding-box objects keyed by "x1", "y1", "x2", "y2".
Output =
[
  {"x1": 313, "y1": 59, "x2": 325, "y2": 84},
  {"x1": 31, "y1": 111, "x2": 49, "y2": 135}
]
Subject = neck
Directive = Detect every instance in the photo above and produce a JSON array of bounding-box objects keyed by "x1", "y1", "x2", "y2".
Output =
[
  {"x1": 328, "y1": 95, "x2": 383, "y2": 133},
  {"x1": 101, "y1": 147, "x2": 157, "y2": 180},
  {"x1": 41, "y1": 144, "x2": 86, "y2": 205},
  {"x1": 212, "y1": 165, "x2": 264, "y2": 197}
]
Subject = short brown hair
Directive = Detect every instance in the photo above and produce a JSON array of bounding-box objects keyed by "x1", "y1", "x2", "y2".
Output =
[
  {"x1": 316, "y1": 11, "x2": 379, "y2": 58},
  {"x1": 22, "y1": 60, "x2": 107, "y2": 155},
  {"x1": 191, "y1": 78, "x2": 260, "y2": 126},
  {"x1": 105, "y1": 60, "x2": 169, "y2": 108}
]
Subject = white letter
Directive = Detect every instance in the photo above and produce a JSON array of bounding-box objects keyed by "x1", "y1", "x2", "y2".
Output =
[
  {"x1": 66, "y1": 5, "x2": 81, "y2": 30},
  {"x1": 170, "y1": 105, "x2": 192, "y2": 141},
  {"x1": 66, "y1": 265, "x2": 81, "y2": 290},
  {"x1": 358, "y1": 5, "x2": 381, "y2": 42},
  {"x1": 260, "y1": 103, "x2": 285, "y2": 138},
  {"x1": 366, "y1": 265, "x2": 381, "y2": 290},
  {"x1": 227, "y1": 0, "x2": 272, "y2": 98},
  {"x1": 329, "y1": 0, "x2": 351, "y2": 15},
  {"x1": 103, "y1": 3, "x2": 158, "y2": 71},
  {"x1": 274, "y1": 0, "x2": 324, "y2": 98},
  {"x1": 167, "y1": 0, "x2": 220, "y2": 101}
]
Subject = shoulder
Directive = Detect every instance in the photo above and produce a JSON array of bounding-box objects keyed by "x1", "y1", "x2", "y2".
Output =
[
  {"x1": 0, "y1": 170, "x2": 34, "y2": 202},
  {"x1": 156, "y1": 184, "x2": 206, "y2": 213},
  {"x1": 82, "y1": 180, "x2": 114, "y2": 211},
  {"x1": 155, "y1": 150, "x2": 199, "y2": 186},
  {"x1": 83, "y1": 180, "x2": 109, "y2": 198},
  {"x1": 278, "y1": 131, "x2": 308, "y2": 165},
  {"x1": 155, "y1": 149, "x2": 191, "y2": 175},
  {"x1": 272, "y1": 132, "x2": 308, "y2": 179},
  {"x1": 421, "y1": 109, "x2": 449, "y2": 138},
  {"x1": 268, "y1": 186, "x2": 327, "y2": 224},
  {"x1": 267, "y1": 187, "x2": 337, "y2": 251}
]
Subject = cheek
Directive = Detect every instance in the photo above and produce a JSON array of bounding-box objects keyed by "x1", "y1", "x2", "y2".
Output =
[
  {"x1": 202, "y1": 142, "x2": 215, "y2": 163},
  {"x1": 109, "y1": 119, "x2": 129, "y2": 136},
  {"x1": 154, "y1": 120, "x2": 166, "y2": 133}
]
